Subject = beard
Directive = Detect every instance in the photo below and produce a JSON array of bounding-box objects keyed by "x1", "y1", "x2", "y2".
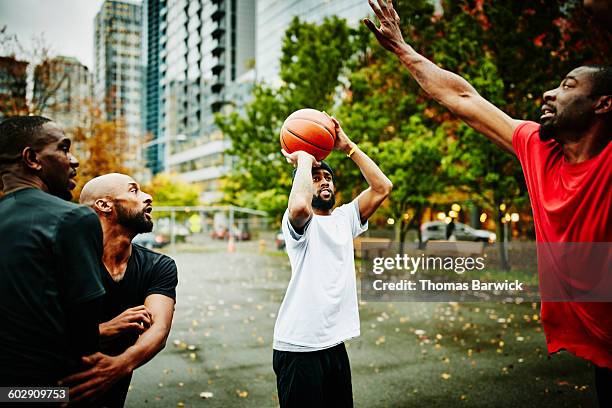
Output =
[
  {"x1": 312, "y1": 191, "x2": 335, "y2": 211},
  {"x1": 539, "y1": 120, "x2": 557, "y2": 141},
  {"x1": 539, "y1": 100, "x2": 594, "y2": 142},
  {"x1": 115, "y1": 202, "x2": 154, "y2": 233}
]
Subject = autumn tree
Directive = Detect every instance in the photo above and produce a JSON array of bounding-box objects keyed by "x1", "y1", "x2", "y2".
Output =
[{"x1": 71, "y1": 104, "x2": 130, "y2": 199}]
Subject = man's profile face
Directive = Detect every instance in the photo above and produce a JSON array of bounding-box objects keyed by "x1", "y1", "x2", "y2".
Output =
[
  {"x1": 36, "y1": 122, "x2": 79, "y2": 200},
  {"x1": 539, "y1": 66, "x2": 598, "y2": 141},
  {"x1": 113, "y1": 178, "x2": 154, "y2": 233},
  {"x1": 311, "y1": 168, "x2": 335, "y2": 211}
]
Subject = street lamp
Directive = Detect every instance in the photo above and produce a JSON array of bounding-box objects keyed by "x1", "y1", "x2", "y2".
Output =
[{"x1": 141, "y1": 134, "x2": 187, "y2": 173}]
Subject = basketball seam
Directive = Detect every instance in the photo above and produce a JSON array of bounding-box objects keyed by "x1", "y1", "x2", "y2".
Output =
[
  {"x1": 280, "y1": 134, "x2": 290, "y2": 152},
  {"x1": 288, "y1": 117, "x2": 335, "y2": 139},
  {"x1": 283, "y1": 126, "x2": 331, "y2": 152}
]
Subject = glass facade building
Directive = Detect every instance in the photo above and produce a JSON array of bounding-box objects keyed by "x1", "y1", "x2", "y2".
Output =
[
  {"x1": 94, "y1": 0, "x2": 143, "y2": 166},
  {"x1": 144, "y1": 0, "x2": 255, "y2": 202},
  {"x1": 255, "y1": 0, "x2": 371, "y2": 85},
  {"x1": 143, "y1": 0, "x2": 164, "y2": 174}
]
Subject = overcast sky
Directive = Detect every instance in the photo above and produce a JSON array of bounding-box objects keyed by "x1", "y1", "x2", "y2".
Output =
[{"x1": 0, "y1": 0, "x2": 140, "y2": 70}]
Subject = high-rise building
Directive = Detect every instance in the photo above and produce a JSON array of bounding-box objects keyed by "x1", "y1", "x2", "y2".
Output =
[
  {"x1": 256, "y1": 0, "x2": 371, "y2": 85},
  {"x1": 143, "y1": 0, "x2": 164, "y2": 174},
  {"x1": 143, "y1": 0, "x2": 255, "y2": 202},
  {"x1": 94, "y1": 0, "x2": 143, "y2": 165},
  {"x1": 33, "y1": 56, "x2": 93, "y2": 130},
  {"x1": 0, "y1": 56, "x2": 28, "y2": 119}
]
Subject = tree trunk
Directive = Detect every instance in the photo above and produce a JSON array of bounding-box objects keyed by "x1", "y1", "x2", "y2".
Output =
[{"x1": 496, "y1": 207, "x2": 510, "y2": 271}]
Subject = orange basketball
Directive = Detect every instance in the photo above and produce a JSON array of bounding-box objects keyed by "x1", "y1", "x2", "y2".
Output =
[{"x1": 280, "y1": 108, "x2": 336, "y2": 161}]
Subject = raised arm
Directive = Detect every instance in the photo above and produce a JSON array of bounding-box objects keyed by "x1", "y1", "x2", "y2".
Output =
[
  {"x1": 281, "y1": 149, "x2": 320, "y2": 233},
  {"x1": 330, "y1": 117, "x2": 392, "y2": 223},
  {"x1": 364, "y1": 0, "x2": 521, "y2": 154}
]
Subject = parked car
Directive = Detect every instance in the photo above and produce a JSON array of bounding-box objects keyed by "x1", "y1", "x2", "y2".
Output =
[
  {"x1": 132, "y1": 232, "x2": 169, "y2": 249},
  {"x1": 275, "y1": 230, "x2": 286, "y2": 250},
  {"x1": 420, "y1": 221, "x2": 496, "y2": 244}
]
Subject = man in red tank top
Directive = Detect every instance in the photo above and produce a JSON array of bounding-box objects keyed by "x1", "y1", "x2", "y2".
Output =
[{"x1": 365, "y1": 1, "x2": 611, "y2": 405}]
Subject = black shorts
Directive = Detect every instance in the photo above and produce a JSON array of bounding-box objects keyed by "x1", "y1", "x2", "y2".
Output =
[{"x1": 273, "y1": 342, "x2": 353, "y2": 408}]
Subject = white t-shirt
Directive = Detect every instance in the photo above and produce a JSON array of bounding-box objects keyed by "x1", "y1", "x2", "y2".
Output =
[{"x1": 273, "y1": 199, "x2": 368, "y2": 350}]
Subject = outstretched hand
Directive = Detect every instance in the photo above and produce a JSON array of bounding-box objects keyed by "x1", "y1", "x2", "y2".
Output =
[{"x1": 363, "y1": 0, "x2": 406, "y2": 54}]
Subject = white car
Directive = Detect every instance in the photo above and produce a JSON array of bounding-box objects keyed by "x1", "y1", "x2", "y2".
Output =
[{"x1": 420, "y1": 221, "x2": 496, "y2": 244}]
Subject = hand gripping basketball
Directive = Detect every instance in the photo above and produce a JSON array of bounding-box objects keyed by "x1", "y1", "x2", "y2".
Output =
[{"x1": 280, "y1": 108, "x2": 337, "y2": 161}]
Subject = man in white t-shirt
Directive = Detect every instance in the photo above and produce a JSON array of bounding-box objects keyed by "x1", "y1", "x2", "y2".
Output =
[{"x1": 275, "y1": 116, "x2": 393, "y2": 407}]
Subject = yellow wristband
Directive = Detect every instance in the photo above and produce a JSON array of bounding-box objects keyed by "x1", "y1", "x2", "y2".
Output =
[{"x1": 347, "y1": 145, "x2": 357, "y2": 158}]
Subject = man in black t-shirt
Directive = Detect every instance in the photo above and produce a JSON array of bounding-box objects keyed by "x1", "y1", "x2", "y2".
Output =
[
  {"x1": 0, "y1": 116, "x2": 105, "y2": 386},
  {"x1": 61, "y1": 173, "x2": 178, "y2": 407}
]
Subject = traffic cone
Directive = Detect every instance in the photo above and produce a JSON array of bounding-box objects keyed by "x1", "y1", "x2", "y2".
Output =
[{"x1": 227, "y1": 235, "x2": 236, "y2": 253}]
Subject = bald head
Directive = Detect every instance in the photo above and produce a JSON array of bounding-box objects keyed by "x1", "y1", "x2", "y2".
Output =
[
  {"x1": 80, "y1": 173, "x2": 136, "y2": 205},
  {"x1": 81, "y1": 173, "x2": 154, "y2": 234}
]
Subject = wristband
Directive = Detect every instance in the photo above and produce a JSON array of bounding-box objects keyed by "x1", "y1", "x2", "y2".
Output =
[{"x1": 347, "y1": 145, "x2": 357, "y2": 158}]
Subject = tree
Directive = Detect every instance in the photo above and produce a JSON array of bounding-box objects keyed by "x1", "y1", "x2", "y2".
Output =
[
  {"x1": 216, "y1": 17, "x2": 356, "y2": 219},
  {"x1": 71, "y1": 105, "x2": 130, "y2": 200},
  {"x1": 143, "y1": 173, "x2": 202, "y2": 220},
  {"x1": 341, "y1": 0, "x2": 609, "y2": 268}
]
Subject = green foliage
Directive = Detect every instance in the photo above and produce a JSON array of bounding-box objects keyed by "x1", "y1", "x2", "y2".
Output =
[
  {"x1": 216, "y1": 17, "x2": 356, "y2": 218},
  {"x1": 145, "y1": 173, "x2": 201, "y2": 219},
  {"x1": 217, "y1": 0, "x2": 611, "y2": 236}
]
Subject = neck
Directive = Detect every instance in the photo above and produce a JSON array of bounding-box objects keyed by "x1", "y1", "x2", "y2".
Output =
[
  {"x1": 1, "y1": 172, "x2": 47, "y2": 195},
  {"x1": 557, "y1": 123, "x2": 610, "y2": 164},
  {"x1": 313, "y1": 207, "x2": 333, "y2": 216},
  {"x1": 100, "y1": 219, "x2": 135, "y2": 280}
]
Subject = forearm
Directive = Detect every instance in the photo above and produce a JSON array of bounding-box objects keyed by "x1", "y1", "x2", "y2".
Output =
[
  {"x1": 119, "y1": 323, "x2": 170, "y2": 372},
  {"x1": 288, "y1": 155, "x2": 315, "y2": 214},
  {"x1": 348, "y1": 145, "x2": 392, "y2": 194},
  {"x1": 395, "y1": 44, "x2": 478, "y2": 110}
]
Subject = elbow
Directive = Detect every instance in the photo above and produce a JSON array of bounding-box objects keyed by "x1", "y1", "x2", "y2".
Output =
[
  {"x1": 288, "y1": 199, "x2": 312, "y2": 221},
  {"x1": 384, "y1": 180, "x2": 393, "y2": 196},
  {"x1": 376, "y1": 179, "x2": 393, "y2": 198}
]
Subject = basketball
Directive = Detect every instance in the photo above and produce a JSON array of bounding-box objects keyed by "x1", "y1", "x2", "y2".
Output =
[{"x1": 280, "y1": 108, "x2": 336, "y2": 161}]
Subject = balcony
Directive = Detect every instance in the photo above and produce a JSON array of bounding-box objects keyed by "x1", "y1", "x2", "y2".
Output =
[
  {"x1": 210, "y1": 93, "x2": 226, "y2": 112},
  {"x1": 211, "y1": 21, "x2": 226, "y2": 40},
  {"x1": 211, "y1": 75, "x2": 225, "y2": 94},
  {"x1": 211, "y1": 2, "x2": 225, "y2": 21},
  {"x1": 211, "y1": 57, "x2": 224, "y2": 76},
  {"x1": 212, "y1": 41, "x2": 225, "y2": 57}
]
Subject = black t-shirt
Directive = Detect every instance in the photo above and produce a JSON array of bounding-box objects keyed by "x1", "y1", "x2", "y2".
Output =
[
  {"x1": 98, "y1": 243, "x2": 177, "y2": 407},
  {"x1": 0, "y1": 188, "x2": 105, "y2": 385}
]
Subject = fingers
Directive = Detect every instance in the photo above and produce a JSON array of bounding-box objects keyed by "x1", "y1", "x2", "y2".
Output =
[
  {"x1": 363, "y1": 18, "x2": 381, "y2": 35},
  {"x1": 391, "y1": 6, "x2": 400, "y2": 21},
  {"x1": 58, "y1": 367, "x2": 96, "y2": 386},
  {"x1": 68, "y1": 377, "x2": 107, "y2": 403},
  {"x1": 129, "y1": 322, "x2": 147, "y2": 332},
  {"x1": 125, "y1": 310, "x2": 152, "y2": 326},
  {"x1": 81, "y1": 352, "x2": 104, "y2": 366},
  {"x1": 368, "y1": 0, "x2": 383, "y2": 18},
  {"x1": 281, "y1": 149, "x2": 291, "y2": 158}
]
